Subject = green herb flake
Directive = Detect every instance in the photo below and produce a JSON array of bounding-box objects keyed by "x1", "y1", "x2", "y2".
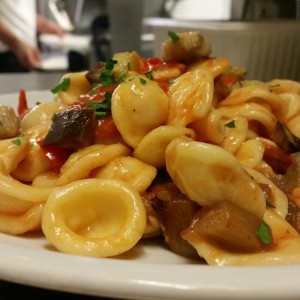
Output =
[
  {"x1": 168, "y1": 31, "x2": 180, "y2": 42},
  {"x1": 118, "y1": 70, "x2": 127, "y2": 82},
  {"x1": 139, "y1": 77, "x2": 147, "y2": 85},
  {"x1": 145, "y1": 70, "x2": 154, "y2": 80},
  {"x1": 266, "y1": 200, "x2": 276, "y2": 208},
  {"x1": 35, "y1": 101, "x2": 41, "y2": 105},
  {"x1": 105, "y1": 59, "x2": 118, "y2": 71},
  {"x1": 98, "y1": 59, "x2": 119, "y2": 86},
  {"x1": 104, "y1": 92, "x2": 112, "y2": 101},
  {"x1": 225, "y1": 120, "x2": 236, "y2": 128},
  {"x1": 256, "y1": 221, "x2": 272, "y2": 245},
  {"x1": 0, "y1": 120, "x2": 3, "y2": 126},
  {"x1": 11, "y1": 135, "x2": 24, "y2": 145},
  {"x1": 51, "y1": 78, "x2": 71, "y2": 94},
  {"x1": 85, "y1": 99, "x2": 111, "y2": 118}
]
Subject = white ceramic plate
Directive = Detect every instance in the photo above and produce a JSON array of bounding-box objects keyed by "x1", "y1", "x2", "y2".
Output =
[{"x1": 1, "y1": 91, "x2": 300, "y2": 300}]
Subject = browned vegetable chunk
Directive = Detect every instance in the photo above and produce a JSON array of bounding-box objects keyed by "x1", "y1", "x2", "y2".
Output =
[
  {"x1": 182, "y1": 201, "x2": 265, "y2": 253},
  {"x1": 162, "y1": 31, "x2": 211, "y2": 63},
  {"x1": 0, "y1": 105, "x2": 19, "y2": 139},
  {"x1": 43, "y1": 107, "x2": 96, "y2": 148},
  {"x1": 150, "y1": 182, "x2": 200, "y2": 258}
]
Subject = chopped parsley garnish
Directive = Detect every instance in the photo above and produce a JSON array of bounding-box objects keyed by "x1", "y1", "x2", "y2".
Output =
[
  {"x1": 225, "y1": 120, "x2": 236, "y2": 128},
  {"x1": 168, "y1": 31, "x2": 180, "y2": 42},
  {"x1": 118, "y1": 70, "x2": 127, "y2": 82},
  {"x1": 145, "y1": 70, "x2": 154, "y2": 80},
  {"x1": 51, "y1": 78, "x2": 70, "y2": 94},
  {"x1": 98, "y1": 59, "x2": 118, "y2": 86},
  {"x1": 256, "y1": 221, "x2": 272, "y2": 245},
  {"x1": 266, "y1": 200, "x2": 275, "y2": 208},
  {"x1": 85, "y1": 94, "x2": 111, "y2": 118},
  {"x1": 0, "y1": 120, "x2": 3, "y2": 126},
  {"x1": 11, "y1": 135, "x2": 24, "y2": 145},
  {"x1": 139, "y1": 77, "x2": 147, "y2": 85}
]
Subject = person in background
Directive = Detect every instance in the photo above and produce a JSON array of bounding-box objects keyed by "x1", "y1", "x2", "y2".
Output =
[{"x1": 0, "y1": 0, "x2": 64, "y2": 73}]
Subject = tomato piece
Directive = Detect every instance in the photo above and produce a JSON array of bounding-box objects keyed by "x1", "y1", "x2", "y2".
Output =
[
  {"x1": 74, "y1": 84, "x2": 117, "y2": 106},
  {"x1": 37, "y1": 139, "x2": 73, "y2": 173},
  {"x1": 18, "y1": 89, "x2": 29, "y2": 118},
  {"x1": 94, "y1": 115, "x2": 122, "y2": 144},
  {"x1": 156, "y1": 80, "x2": 170, "y2": 93},
  {"x1": 220, "y1": 74, "x2": 239, "y2": 87}
]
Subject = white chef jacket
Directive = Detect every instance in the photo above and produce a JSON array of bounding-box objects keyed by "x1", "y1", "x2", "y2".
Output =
[{"x1": 0, "y1": 0, "x2": 37, "y2": 52}]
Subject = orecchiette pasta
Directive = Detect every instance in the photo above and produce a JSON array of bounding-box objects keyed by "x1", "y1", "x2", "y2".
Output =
[
  {"x1": 42, "y1": 179, "x2": 146, "y2": 257},
  {"x1": 1, "y1": 30, "x2": 300, "y2": 266}
]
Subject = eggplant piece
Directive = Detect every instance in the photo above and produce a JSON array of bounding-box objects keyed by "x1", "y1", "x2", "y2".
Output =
[
  {"x1": 270, "y1": 122, "x2": 300, "y2": 153},
  {"x1": 85, "y1": 62, "x2": 106, "y2": 84},
  {"x1": 150, "y1": 182, "x2": 200, "y2": 258},
  {"x1": 43, "y1": 107, "x2": 96, "y2": 148},
  {"x1": 182, "y1": 201, "x2": 266, "y2": 253},
  {"x1": 0, "y1": 105, "x2": 19, "y2": 139}
]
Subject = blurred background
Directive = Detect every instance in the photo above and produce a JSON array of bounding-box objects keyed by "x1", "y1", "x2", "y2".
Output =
[{"x1": 4, "y1": 0, "x2": 300, "y2": 80}]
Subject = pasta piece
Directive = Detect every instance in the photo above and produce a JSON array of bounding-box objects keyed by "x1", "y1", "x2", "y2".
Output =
[
  {"x1": 244, "y1": 167, "x2": 288, "y2": 218},
  {"x1": 133, "y1": 125, "x2": 195, "y2": 169},
  {"x1": 268, "y1": 79, "x2": 300, "y2": 95},
  {"x1": 0, "y1": 159, "x2": 54, "y2": 204},
  {"x1": 56, "y1": 143, "x2": 131, "y2": 186},
  {"x1": 234, "y1": 138, "x2": 265, "y2": 169},
  {"x1": 0, "y1": 203, "x2": 44, "y2": 235},
  {"x1": 188, "y1": 57, "x2": 231, "y2": 78},
  {"x1": 276, "y1": 93, "x2": 300, "y2": 121},
  {"x1": 55, "y1": 72, "x2": 91, "y2": 105},
  {"x1": 220, "y1": 84, "x2": 287, "y2": 121},
  {"x1": 31, "y1": 171, "x2": 59, "y2": 188},
  {"x1": 286, "y1": 114, "x2": 300, "y2": 138},
  {"x1": 42, "y1": 179, "x2": 146, "y2": 257},
  {"x1": 0, "y1": 135, "x2": 30, "y2": 173},
  {"x1": 11, "y1": 142, "x2": 51, "y2": 182},
  {"x1": 20, "y1": 101, "x2": 65, "y2": 131},
  {"x1": 111, "y1": 74, "x2": 169, "y2": 148},
  {"x1": 93, "y1": 156, "x2": 157, "y2": 194},
  {"x1": 165, "y1": 137, "x2": 266, "y2": 219},
  {"x1": 112, "y1": 51, "x2": 143, "y2": 76},
  {"x1": 206, "y1": 103, "x2": 277, "y2": 144},
  {"x1": 167, "y1": 68, "x2": 214, "y2": 127},
  {"x1": 182, "y1": 209, "x2": 300, "y2": 266},
  {"x1": 219, "y1": 116, "x2": 248, "y2": 153}
]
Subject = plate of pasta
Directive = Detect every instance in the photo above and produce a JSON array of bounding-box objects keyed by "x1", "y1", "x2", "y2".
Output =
[{"x1": 1, "y1": 31, "x2": 300, "y2": 299}]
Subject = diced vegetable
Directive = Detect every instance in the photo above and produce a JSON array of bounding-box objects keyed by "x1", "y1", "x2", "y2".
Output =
[
  {"x1": 43, "y1": 107, "x2": 96, "y2": 148},
  {"x1": 182, "y1": 201, "x2": 267, "y2": 253}
]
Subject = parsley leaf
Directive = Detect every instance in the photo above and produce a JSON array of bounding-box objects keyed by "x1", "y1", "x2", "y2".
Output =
[
  {"x1": 225, "y1": 120, "x2": 236, "y2": 128},
  {"x1": 256, "y1": 221, "x2": 272, "y2": 245},
  {"x1": 139, "y1": 77, "x2": 147, "y2": 85},
  {"x1": 145, "y1": 70, "x2": 154, "y2": 80},
  {"x1": 85, "y1": 94, "x2": 111, "y2": 118},
  {"x1": 51, "y1": 78, "x2": 70, "y2": 94},
  {"x1": 99, "y1": 59, "x2": 118, "y2": 86},
  {"x1": 168, "y1": 31, "x2": 180, "y2": 42},
  {"x1": 11, "y1": 135, "x2": 24, "y2": 145}
]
